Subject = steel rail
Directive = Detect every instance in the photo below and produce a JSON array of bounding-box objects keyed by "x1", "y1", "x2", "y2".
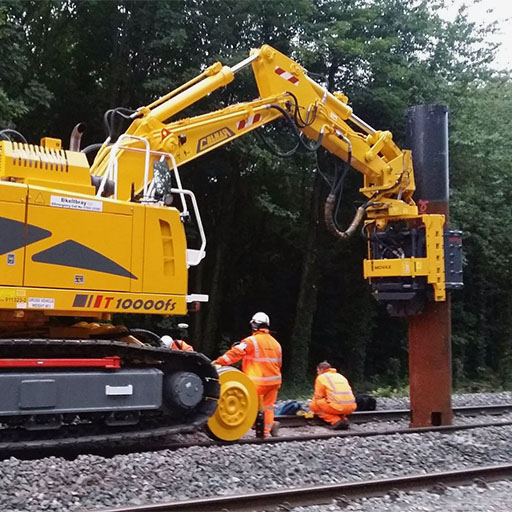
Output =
[
  {"x1": 52, "y1": 418, "x2": 512, "y2": 461},
  {"x1": 235, "y1": 419, "x2": 512, "y2": 445},
  {"x1": 277, "y1": 403, "x2": 512, "y2": 427},
  {"x1": 352, "y1": 403, "x2": 512, "y2": 421},
  {"x1": 96, "y1": 463, "x2": 512, "y2": 512}
]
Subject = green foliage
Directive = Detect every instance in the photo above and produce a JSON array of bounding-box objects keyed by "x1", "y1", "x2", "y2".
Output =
[
  {"x1": 449, "y1": 76, "x2": 512, "y2": 383},
  {"x1": 0, "y1": 1, "x2": 52, "y2": 126},
  {"x1": 372, "y1": 384, "x2": 409, "y2": 398},
  {"x1": 278, "y1": 380, "x2": 314, "y2": 401},
  {"x1": 1, "y1": 0, "x2": 509, "y2": 390}
]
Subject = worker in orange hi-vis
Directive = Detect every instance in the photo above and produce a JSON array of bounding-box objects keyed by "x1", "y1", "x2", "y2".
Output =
[
  {"x1": 310, "y1": 361, "x2": 357, "y2": 430},
  {"x1": 161, "y1": 335, "x2": 194, "y2": 352},
  {"x1": 214, "y1": 312, "x2": 282, "y2": 438}
]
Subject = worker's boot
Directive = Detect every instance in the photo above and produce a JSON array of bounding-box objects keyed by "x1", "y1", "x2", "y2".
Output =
[
  {"x1": 270, "y1": 421, "x2": 280, "y2": 437},
  {"x1": 330, "y1": 418, "x2": 349, "y2": 430},
  {"x1": 311, "y1": 416, "x2": 330, "y2": 427}
]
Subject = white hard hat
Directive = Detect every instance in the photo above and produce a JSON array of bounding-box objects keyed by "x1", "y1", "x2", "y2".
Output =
[
  {"x1": 161, "y1": 335, "x2": 174, "y2": 348},
  {"x1": 250, "y1": 312, "x2": 270, "y2": 328}
]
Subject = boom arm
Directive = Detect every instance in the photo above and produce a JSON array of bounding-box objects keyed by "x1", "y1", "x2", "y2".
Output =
[
  {"x1": 90, "y1": 45, "x2": 416, "y2": 219},
  {"x1": 89, "y1": 45, "x2": 460, "y2": 315}
]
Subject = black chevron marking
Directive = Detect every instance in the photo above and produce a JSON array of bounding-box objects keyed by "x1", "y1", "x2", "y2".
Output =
[
  {"x1": 32, "y1": 240, "x2": 137, "y2": 279},
  {"x1": 0, "y1": 217, "x2": 52, "y2": 255}
]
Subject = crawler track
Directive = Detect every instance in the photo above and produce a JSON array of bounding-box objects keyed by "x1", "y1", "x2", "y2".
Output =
[
  {"x1": 0, "y1": 339, "x2": 219, "y2": 452},
  {"x1": 97, "y1": 463, "x2": 512, "y2": 511}
]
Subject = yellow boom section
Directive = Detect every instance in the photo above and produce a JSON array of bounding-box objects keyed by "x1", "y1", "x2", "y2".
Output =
[{"x1": 90, "y1": 45, "x2": 417, "y2": 220}]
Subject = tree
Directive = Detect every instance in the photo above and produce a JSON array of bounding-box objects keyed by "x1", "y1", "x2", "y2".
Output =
[
  {"x1": 450, "y1": 76, "x2": 512, "y2": 386},
  {"x1": 0, "y1": 1, "x2": 51, "y2": 129},
  {"x1": 1, "y1": 0, "x2": 507, "y2": 389}
]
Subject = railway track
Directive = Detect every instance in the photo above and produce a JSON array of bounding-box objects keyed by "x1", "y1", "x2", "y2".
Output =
[
  {"x1": 279, "y1": 403, "x2": 512, "y2": 426},
  {"x1": 96, "y1": 463, "x2": 512, "y2": 512},
  {"x1": 6, "y1": 404, "x2": 512, "y2": 460}
]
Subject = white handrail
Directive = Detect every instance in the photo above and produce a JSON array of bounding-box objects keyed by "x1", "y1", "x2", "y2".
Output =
[
  {"x1": 97, "y1": 134, "x2": 151, "y2": 200},
  {"x1": 170, "y1": 188, "x2": 206, "y2": 266}
]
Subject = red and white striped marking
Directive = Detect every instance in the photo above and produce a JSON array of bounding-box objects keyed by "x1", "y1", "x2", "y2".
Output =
[
  {"x1": 236, "y1": 113, "x2": 261, "y2": 130},
  {"x1": 274, "y1": 66, "x2": 299, "y2": 86}
]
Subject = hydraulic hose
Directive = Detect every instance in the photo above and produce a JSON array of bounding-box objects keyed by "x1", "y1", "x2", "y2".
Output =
[
  {"x1": 282, "y1": 91, "x2": 318, "y2": 128},
  {"x1": 324, "y1": 195, "x2": 367, "y2": 240},
  {"x1": 129, "y1": 328, "x2": 163, "y2": 347},
  {"x1": 266, "y1": 104, "x2": 325, "y2": 152}
]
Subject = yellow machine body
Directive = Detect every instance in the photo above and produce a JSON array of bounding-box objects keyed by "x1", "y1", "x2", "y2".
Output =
[
  {"x1": 0, "y1": 44, "x2": 450, "y2": 321},
  {"x1": 0, "y1": 163, "x2": 188, "y2": 320}
]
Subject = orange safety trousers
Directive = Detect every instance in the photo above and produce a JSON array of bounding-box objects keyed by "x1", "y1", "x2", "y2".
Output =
[
  {"x1": 255, "y1": 384, "x2": 280, "y2": 437},
  {"x1": 310, "y1": 398, "x2": 357, "y2": 425}
]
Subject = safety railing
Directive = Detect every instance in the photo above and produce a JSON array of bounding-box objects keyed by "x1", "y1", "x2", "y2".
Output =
[{"x1": 95, "y1": 134, "x2": 206, "y2": 267}]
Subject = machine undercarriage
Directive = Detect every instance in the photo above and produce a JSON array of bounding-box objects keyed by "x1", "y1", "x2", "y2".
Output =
[{"x1": 0, "y1": 336, "x2": 219, "y2": 449}]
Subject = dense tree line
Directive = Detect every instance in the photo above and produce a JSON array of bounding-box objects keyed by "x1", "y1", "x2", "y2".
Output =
[{"x1": 1, "y1": 0, "x2": 510, "y2": 392}]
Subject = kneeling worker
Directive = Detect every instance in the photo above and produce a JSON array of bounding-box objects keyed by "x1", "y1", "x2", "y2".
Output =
[
  {"x1": 214, "y1": 312, "x2": 282, "y2": 438},
  {"x1": 310, "y1": 361, "x2": 356, "y2": 429}
]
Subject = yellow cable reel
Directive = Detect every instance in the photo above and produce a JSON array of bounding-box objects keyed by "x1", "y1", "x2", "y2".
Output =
[{"x1": 206, "y1": 366, "x2": 258, "y2": 441}]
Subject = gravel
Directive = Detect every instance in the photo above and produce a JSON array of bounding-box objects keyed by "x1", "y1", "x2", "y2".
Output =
[
  {"x1": 375, "y1": 391, "x2": 512, "y2": 411},
  {"x1": 1, "y1": 392, "x2": 512, "y2": 512}
]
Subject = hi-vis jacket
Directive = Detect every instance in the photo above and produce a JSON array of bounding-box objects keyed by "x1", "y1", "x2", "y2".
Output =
[
  {"x1": 313, "y1": 368, "x2": 355, "y2": 410},
  {"x1": 214, "y1": 329, "x2": 282, "y2": 387},
  {"x1": 170, "y1": 339, "x2": 194, "y2": 352}
]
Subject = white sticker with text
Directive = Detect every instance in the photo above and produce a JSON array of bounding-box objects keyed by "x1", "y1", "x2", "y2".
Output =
[
  {"x1": 28, "y1": 297, "x2": 55, "y2": 309},
  {"x1": 50, "y1": 195, "x2": 103, "y2": 212}
]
